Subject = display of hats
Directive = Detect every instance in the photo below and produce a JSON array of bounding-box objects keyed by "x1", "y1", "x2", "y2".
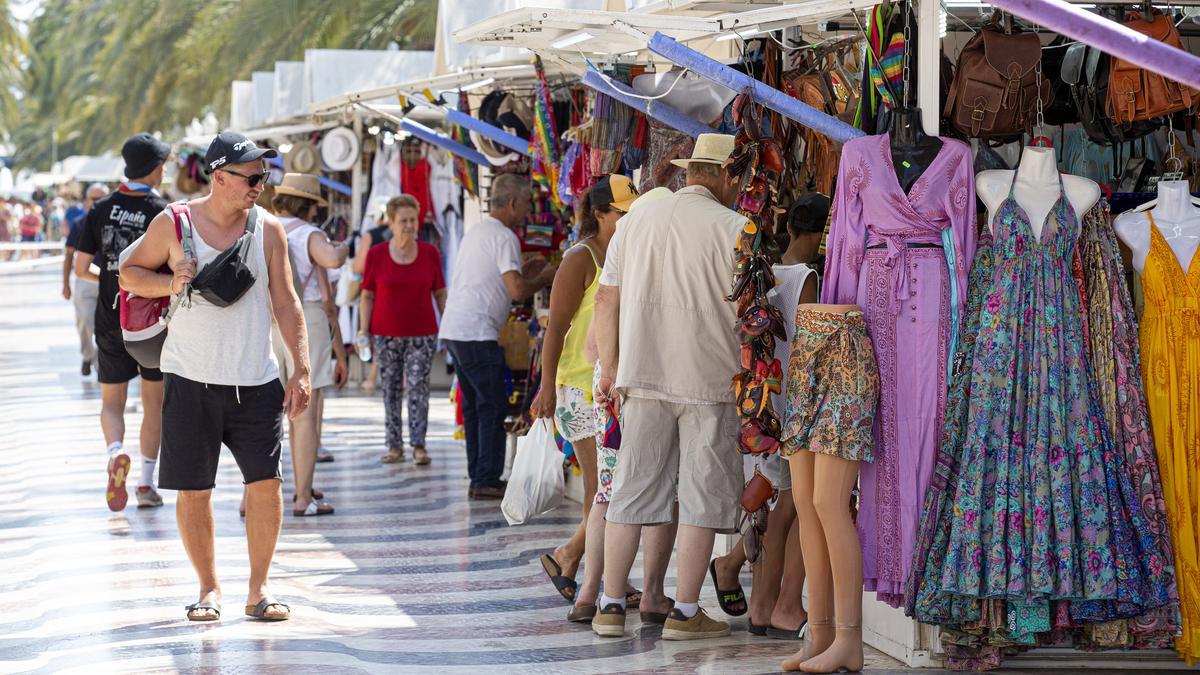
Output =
[
  {"x1": 285, "y1": 140, "x2": 319, "y2": 175},
  {"x1": 320, "y1": 127, "x2": 360, "y2": 172},
  {"x1": 470, "y1": 129, "x2": 520, "y2": 166},
  {"x1": 496, "y1": 94, "x2": 533, "y2": 140}
]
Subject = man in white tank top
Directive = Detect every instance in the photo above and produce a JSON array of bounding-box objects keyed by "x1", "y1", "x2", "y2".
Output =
[{"x1": 120, "y1": 132, "x2": 309, "y2": 623}]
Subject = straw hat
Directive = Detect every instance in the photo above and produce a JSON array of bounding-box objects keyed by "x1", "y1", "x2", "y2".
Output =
[
  {"x1": 670, "y1": 133, "x2": 736, "y2": 168},
  {"x1": 285, "y1": 140, "x2": 319, "y2": 174},
  {"x1": 321, "y1": 127, "x2": 360, "y2": 172},
  {"x1": 273, "y1": 173, "x2": 328, "y2": 206}
]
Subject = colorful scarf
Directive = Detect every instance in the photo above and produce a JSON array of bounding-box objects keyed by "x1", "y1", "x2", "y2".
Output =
[
  {"x1": 531, "y1": 55, "x2": 563, "y2": 210},
  {"x1": 451, "y1": 90, "x2": 479, "y2": 198}
]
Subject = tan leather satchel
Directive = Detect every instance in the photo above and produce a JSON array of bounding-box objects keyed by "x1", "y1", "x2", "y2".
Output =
[
  {"x1": 944, "y1": 15, "x2": 1050, "y2": 140},
  {"x1": 1107, "y1": 10, "x2": 1197, "y2": 124}
]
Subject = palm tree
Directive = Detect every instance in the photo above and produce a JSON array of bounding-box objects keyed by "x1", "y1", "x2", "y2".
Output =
[
  {"x1": 11, "y1": 0, "x2": 436, "y2": 169},
  {"x1": 0, "y1": 0, "x2": 28, "y2": 133}
]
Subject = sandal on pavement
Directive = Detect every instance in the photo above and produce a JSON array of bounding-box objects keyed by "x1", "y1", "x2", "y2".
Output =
[
  {"x1": 294, "y1": 500, "x2": 335, "y2": 517},
  {"x1": 766, "y1": 621, "x2": 807, "y2": 640},
  {"x1": 316, "y1": 448, "x2": 334, "y2": 463},
  {"x1": 625, "y1": 589, "x2": 642, "y2": 609},
  {"x1": 708, "y1": 559, "x2": 748, "y2": 616},
  {"x1": 381, "y1": 448, "x2": 405, "y2": 464},
  {"x1": 412, "y1": 447, "x2": 431, "y2": 466},
  {"x1": 292, "y1": 489, "x2": 324, "y2": 502},
  {"x1": 748, "y1": 618, "x2": 769, "y2": 636},
  {"x1": 185, "y1": 600, "x2": 221, "y2": 622},
  {"x1": 568, "y1": 603, "x2": 597, "y2": 623},
  {"x1": 539, "y1": 553, "x2": 578, "y2": 603},
  {"x1": 245, "y1": 597, "x2": 290, "y2": 621},
  {"x1": 640, "y1": 597, "x2": 675, "y2": 625}
]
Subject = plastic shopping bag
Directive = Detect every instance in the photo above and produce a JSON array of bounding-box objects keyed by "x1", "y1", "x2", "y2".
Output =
[{"x1": 501, "y1": 418, "x2": 565, "y2": 525}]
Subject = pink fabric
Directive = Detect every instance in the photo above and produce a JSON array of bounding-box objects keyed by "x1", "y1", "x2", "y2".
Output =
[{"x1": 822, "y1": 134, "x2": 977, "y2": 606}]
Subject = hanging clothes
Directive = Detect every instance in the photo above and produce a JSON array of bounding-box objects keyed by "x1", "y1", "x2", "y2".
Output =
[
  {"x1": 911, "y1": 176, "x2": 1172, "y2": 660},
  {"x1": 400, "y1": 157, "x2": 436, "y2": 225},
  {"x1": 366, "y1": 138, "x2": 402, "y2": 230},
  {"x1": 822, "y1": 134, "x2": 977, "y2": 607},
  {"x1": 1077, "y1": 202, "x2": 1178, "y2": 650},
  {"x1": 428, "y1": 148, "x2": 462, "y2": 284},
  {"x1": 1140, "y1": 211, "x2": 1200, "y2": 664}
]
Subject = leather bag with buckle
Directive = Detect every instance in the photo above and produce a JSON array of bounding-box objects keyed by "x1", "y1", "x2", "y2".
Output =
[
  {"x1": 944, "y1": 14, "x2": 1051, "y2": 140},
  {"x1": 1107, "y1": 10, "x2": 1197, "y2": 125}
]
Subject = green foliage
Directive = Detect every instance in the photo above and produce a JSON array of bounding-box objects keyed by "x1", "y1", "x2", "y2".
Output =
[{"x1": 10, "y1": 0, "x2": 436, "y2": 169}]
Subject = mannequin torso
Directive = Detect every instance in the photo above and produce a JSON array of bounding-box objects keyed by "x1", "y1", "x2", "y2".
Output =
[
  {"x1": 1114, "y1": 180, "x2": 1200, "y2": 275},
  {"x1": 977, "y1": 147, "x2": 1101, "y2": 240},
  {"x1": 888, "y1": 107, "x2": 943, "y2": 193}
]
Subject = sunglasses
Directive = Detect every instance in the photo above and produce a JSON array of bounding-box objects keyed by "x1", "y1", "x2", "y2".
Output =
[{"x1": 221, "y1": 168, "x2": 270, "y2": 188}]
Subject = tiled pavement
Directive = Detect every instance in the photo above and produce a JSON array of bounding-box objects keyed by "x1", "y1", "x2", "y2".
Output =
[{"x1": 0, "y1": 265, "x2": 1121, "y2": 674}]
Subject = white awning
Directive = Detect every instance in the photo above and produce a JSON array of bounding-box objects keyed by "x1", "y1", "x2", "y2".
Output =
[
  {"x1": 301, "y1": 49, "x2": 437, "y2": 110},
  {"x1": 455, "y1": 1, "x2": 877, "y2": 55}
]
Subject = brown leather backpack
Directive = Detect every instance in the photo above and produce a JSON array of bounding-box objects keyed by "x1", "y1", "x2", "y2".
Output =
[
  {"x1": 1107, "y1": 10, "x2": 1197, "y2": 124},
  {"x1": 944, "y1": 16, "x2": 1051, "y2": 140}
]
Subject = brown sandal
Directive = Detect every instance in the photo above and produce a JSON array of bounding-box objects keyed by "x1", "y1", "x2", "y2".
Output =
[
  {"x1": 381, "y1": 448, "x2": 405, "y2": 464},
  {"x1": 413, "y1": 447, "x2": 431, "y2": 466}
]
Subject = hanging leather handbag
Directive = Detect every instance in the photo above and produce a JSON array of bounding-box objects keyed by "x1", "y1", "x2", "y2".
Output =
[
  {"x1": 740, "y1": 466, "x2": 777, "y2": 513},
  {"x1": 1063, "y1": 42, "x2": 1160, "y2": 146},
  {"x1": 1107, "y1": 10, "x2": 1197, "y2": 124},
  {"x1": 943, "y1": 14, "x2": 1051, "y2": 140}
]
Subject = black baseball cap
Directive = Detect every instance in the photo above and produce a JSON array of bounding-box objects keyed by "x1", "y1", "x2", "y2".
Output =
[
  {"x1": 786, "y1": 192, "x2": 831, "y2": 234},
  {"x1": 204, "y1": 131, "x2": 278, "y2": 174},
  {"x1": 122, "y1": 132, "x2": 172, "y2": 179}
]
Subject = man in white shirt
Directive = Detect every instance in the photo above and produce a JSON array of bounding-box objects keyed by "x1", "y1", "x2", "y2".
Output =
[
  {"x1": 440, "y1": 174, "x2": 556, "y2": 500},
  {"x1": 591, "y1": 134, "x2": 745, "y2": 640}
]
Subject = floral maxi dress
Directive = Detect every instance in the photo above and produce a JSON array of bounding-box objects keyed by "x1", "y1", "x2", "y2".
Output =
[{"x1": 913, "y1": 178, "x2": 1172, "y2": 630}]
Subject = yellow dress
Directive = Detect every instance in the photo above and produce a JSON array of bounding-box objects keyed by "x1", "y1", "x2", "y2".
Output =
[{"x1": 1140, "y1": 213, "x2": 1200, "y2": 664}]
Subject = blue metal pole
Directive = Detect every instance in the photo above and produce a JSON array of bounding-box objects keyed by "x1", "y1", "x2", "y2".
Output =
[
  {"x1": 581, "y1": 70, "x2": 714, "y2": 139},
  {"x1": 399, "y1": 119, "x2": 491, "y2": 166},
  {"x1": 266, "y1": 155, "x2": 352, "y2": 196},
  {"x1": 647, "y1": 33, "x2": 864, "y2": 144},
  {"x1": 443, "y1": 108, "x2": 531, "y2": 157}
]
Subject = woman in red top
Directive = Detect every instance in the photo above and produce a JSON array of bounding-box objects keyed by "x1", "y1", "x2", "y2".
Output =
[{"x1": 360, "y1": 194, "x2": 446, "y2": 466}]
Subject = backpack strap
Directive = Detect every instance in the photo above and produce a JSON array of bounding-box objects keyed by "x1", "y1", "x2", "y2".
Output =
[
  {"x1": 165, "y1": 203, "x2": 197, "y2": 318},
  {"x1": 245, "y1": 206, "x2": 259, "y2": 234}
]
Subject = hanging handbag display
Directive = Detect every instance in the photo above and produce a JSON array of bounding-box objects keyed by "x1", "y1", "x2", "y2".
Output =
[
  {"x1": 943, "y1": 13, "x2": 1051, "y2": 140},
  {"x1": 1107, "y1": 9, "x2": 1197, "y2": 125}
]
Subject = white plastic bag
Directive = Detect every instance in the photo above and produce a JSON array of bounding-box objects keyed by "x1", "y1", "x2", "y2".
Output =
[{"x1": 501, "y1": 418, "x2": 565, "y2": 525}]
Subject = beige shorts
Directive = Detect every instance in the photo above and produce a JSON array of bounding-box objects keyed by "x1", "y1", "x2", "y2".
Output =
[
  {"x1": 605, "y1": 396, "x2": 742, "y2": 533},
  {"x1": 273, "y1": 301, "x2": 335, "y2": 391}
]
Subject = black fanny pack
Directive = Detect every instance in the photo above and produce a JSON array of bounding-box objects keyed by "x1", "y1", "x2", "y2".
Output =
[{"x1": 189, "y1": 207, "x2": 259, "y2": 307}]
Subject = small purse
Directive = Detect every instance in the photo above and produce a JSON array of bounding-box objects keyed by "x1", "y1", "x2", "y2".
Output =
[
  {"x1": 738, "y1": 417, "x2": 781, "y2": 455},
  {"x1": 740, "y1": 465, "x2": 777, "y2": 513}
]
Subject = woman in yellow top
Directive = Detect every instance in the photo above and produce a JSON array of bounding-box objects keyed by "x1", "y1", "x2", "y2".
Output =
[{"x1": 531, "y1": 175, "x2": 638, "y2": 622}]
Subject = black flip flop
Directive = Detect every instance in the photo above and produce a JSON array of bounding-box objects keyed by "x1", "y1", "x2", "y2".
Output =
[
  {"x1": 245, "y1": 597, "x2": 290, "y2": 622},
  {"x1": 625, "y1": 589, "x2": 642, "y2": 609},
  {"x1": 748, "y1": 618, "x2": 769, "y2": 636},
  {"x1": 640, "y1": 597, "x2": 675, "y2": 625},
  {"x1": 539, "y1": 553, "x2": 577, "y2": 603},
  {"x1": 185, "y1": 600, "x2": 221, "y2": 622},
  {"x1": 708, "y1": 559, "x2": 747, "y2": 616},
  {"x1": 766, "y1": 620, "x2": 807, "y2": 640}
]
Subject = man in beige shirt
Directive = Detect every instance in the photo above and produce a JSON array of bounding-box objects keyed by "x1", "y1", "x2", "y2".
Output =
[{"x1": 591, "y1": 134, "x2": 745, "y2": 640}]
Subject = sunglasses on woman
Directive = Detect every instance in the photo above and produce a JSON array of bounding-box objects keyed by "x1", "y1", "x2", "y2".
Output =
[{"x1": 220, "y1": 168, "x2": 271, "y2": 188}]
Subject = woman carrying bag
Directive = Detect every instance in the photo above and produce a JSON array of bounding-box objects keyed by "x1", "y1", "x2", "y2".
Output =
[{"x1": 270, "y1": 173, "x2": 349, "y2": 517}]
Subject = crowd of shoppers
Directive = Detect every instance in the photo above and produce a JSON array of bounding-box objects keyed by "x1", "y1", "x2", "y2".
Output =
[{"x1": 64, "y1": 124, "x2": 835, "y2": 666}]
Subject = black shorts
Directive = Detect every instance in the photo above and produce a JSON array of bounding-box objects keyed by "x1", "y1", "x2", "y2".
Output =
[
  {"x1": 159, "y1": 373, "x2": 284, "y2": 491},
  {"x1": 96, "y1": 330, "x2": 163, "y2": 384}
]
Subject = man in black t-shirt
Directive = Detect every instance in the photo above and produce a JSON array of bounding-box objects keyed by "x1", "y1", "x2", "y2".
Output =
[{"x1": 75, "y1": 133, "x2": 171, "y2": 512}]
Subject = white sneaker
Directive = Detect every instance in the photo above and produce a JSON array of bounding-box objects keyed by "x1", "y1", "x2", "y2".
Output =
[{"x1": 136, "y1": 486, "x2": 164, "y2": 508}]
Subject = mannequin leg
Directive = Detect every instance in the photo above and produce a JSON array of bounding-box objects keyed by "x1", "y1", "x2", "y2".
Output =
[
  {"x1": 799, "y1": 454, "x2": 863, "y2": 674},
  {"x1": 783, "y1": 453, "x2": 834, "y2": 671}
]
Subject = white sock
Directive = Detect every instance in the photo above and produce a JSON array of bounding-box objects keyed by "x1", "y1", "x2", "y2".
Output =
[
  {"x1": 139, "y1": 455, "x2": 156, "y2": 489},
  {"x1": 675, "y1": 601, "x2": 699, "y2": 618},
  {"x1": 599, "y1": 593, "x2": 625, "y2": 611},
  {"x1": 107, "y1": 441, "x2": 123, "y2": 457}
]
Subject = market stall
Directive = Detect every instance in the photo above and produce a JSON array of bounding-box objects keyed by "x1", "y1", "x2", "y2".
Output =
[{"x1": 438, "y1": 0, "x2": 1200, "y2": 671}]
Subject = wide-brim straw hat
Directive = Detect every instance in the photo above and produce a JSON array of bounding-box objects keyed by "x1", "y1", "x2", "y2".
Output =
[
  {"x1": 670, "y1": 133, "x2": 736, "y2": 169},
  {"x1": 274, "y1": 172, "x2": 328, "y2": 206},
  {"x1": 285, "y1": 141, "x2": 320, "y2": 175},
  {"x1": 321, "y1": 127, "x2": 360, "y2": 172}
]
